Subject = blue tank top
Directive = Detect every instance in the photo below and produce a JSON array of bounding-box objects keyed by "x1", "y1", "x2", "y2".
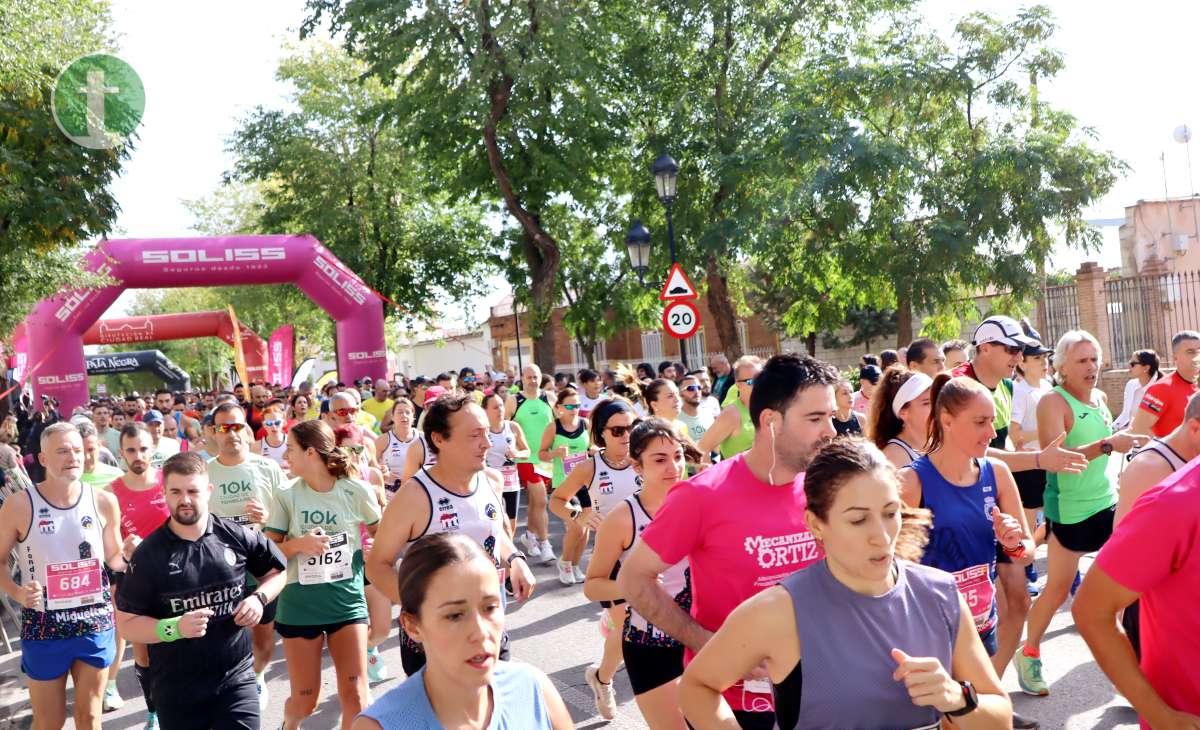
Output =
[
  {"x1": 359, "y1": 662, "x2": 551, "y2": 729},
  {"x1": 775, "y1": 559, "x2": 958, "y2": 730},
  {"x1": 911, "y1": 454, "x2": 999, "y2": 634}
]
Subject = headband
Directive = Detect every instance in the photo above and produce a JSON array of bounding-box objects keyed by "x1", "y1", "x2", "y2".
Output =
[{"x1": 892, "y1": 372, "x2": 934, "y2": 418}]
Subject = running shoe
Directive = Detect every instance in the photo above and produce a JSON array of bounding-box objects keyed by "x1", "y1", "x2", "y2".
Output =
[
  {"x1": 367, "y1": 648, "x2": 390, "y2": 683},
  {"x1": 1070, "y1": 570, "x2": 1082, "y2": 597},
  {"x1": 1012, "y1": 711, "x2": 1040, "y2": 729},
  {"x1": 521, "y1": 531, "x2": 540, "y2": 556},
  {"x1": 557, "y1": 560, "x2": 576, "y2": 585},
  {"x1": 539, "y1": 539, "x2": 557, "y2": 565},
  {"x1": 1014, "y1": 651, "x2": 1049, "y2": 696},
  {"x1": 144, "y1": 712, "x2": 160, "y2": 730},
  {"x1": 505, "y1": 575, "x2": 515, "y2": 598},
  {"x1": 573, "y1": 564, "x2": 586, "y2": 582},
  {"x1": 585, "y1": 665, "x2": 617, "y2": 720},
  {"x1": 103, "y1": 686, "x2": 125, "y2": 712},
  {"x1": 257, "y1": 675, "x2": 269, "y2": 714}
]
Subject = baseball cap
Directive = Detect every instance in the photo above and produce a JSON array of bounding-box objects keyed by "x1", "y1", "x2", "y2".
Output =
[
  {"x1": 972, "y1": 315, "x2": 1036, "y2": 349},
  {"x1": 143, "y1": 409, "x2": 164, "y2": 424},
  {"x1": 1019, "y1": 320, "x2": 1053, "y2": 357},
  {"x1": 412, "y1": 376, "x2": 431, "y2": 386},
  {"x1": 423, "y1": 385, "x2": 448, "y2": 406}
]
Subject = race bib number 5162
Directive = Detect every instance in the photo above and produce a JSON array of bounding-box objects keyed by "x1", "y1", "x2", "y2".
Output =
[{"x1": 299, "y1": 532, "x2": 352, "y2": 585}]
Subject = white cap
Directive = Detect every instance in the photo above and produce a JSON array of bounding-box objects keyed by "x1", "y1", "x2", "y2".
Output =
[
  {"x1": 972, "y1": 315, "x2": 1036, "y2": 349},
  {"x1": 892, "y1": 373, "x2": 934, "y2": 417}
]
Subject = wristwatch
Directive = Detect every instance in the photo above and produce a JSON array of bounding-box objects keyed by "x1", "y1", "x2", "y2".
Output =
[
  {"x1": 1099, "y1": 438, "x2": 1114, "y2": 456},
  {"x1": 251, "y1": 591, "x2": 269, "y2": 609},
  {"x1": 506, "y1": 551, "x2": 528, "y2": 567},
  {"x1": 945, "y1": 680, "x2": 978, "y2": 717}
]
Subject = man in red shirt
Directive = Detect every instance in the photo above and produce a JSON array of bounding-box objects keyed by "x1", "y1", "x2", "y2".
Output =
[{"x1": 1132, "y1": 330, "x2": 1200, "y2": 438}]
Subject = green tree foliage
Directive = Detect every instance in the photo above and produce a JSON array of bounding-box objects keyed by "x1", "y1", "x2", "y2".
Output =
[
  {"x1": 301, "y1": 1, "x2": 634, "y2": 369},
  {"x1": 226, "y1": 40, "x2": 495, "y2": 328},
  {"x1": 0, "y1": 0, "x2": 125, "y2": 339}
]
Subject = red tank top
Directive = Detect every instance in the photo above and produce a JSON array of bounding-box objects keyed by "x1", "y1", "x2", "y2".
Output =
[{"x1": 110, "y1": 474, "x2": 170, "y2": 540}]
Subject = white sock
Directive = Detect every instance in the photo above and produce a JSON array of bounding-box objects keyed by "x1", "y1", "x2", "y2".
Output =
[{"x1": 105, "y1": 679, "x2": 117, "y2": 693}]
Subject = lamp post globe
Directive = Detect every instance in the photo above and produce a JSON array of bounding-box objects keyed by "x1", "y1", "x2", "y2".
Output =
[
  {"x1": 625, "y1": 220, "x2": 653, "y2": 287},
  {"x1": 652, "y1": 153, "x2": 679, "y2": 203}
]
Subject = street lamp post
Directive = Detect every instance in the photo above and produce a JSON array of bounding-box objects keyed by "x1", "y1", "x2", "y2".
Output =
[{"x1": 652, "y1": 154, "x2": 680, "y2": 266}]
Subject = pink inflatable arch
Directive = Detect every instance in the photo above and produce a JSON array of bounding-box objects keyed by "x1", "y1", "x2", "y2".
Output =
[
  {"x1": 81, "y1": 311, "x2": 270, "y2": 381},
  {"x1": 23, "y1": 235, "x2": 385, "y2": 413}
]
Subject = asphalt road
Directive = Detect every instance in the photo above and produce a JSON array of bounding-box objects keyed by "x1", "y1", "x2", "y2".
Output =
[{"x1": 0, "y1": 470, "x2": 1144, "y2": 728}]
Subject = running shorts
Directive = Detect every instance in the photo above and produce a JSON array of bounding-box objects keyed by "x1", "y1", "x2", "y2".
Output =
[
  {"x1": 1046, "y1": 505, "x2": 1115, "y2": 553},
  {"x1": 1013, "y1": 468, "x2": 1046, "y2": 509},
  {"x1": 978, "y1": 622, "x2": 998, "y2": 657},
  {"x1": 503, "y1": 491, "x2": 519, "y2": 520},
  {"x1": 733, "y1": 710, "x2": 777, "y2": 730},
  {"x1": 1123, "y1": 599, "x2": 1141, "y2": 661},
  {"x1": 154, "y1": 661, "x2": 258, "y2": 730},
  {"x1": 275, "y1": 617, "x2": 366, "y2": 640},
  {"x1": 621, "y1": 640, "x2": 683, "y2": 695},
  {"x1": 21, "y1": 627, "x2": 116, "y2": 681},
  {"x1": 516, "y1": 462, "x2": 548, "y2": 487}
]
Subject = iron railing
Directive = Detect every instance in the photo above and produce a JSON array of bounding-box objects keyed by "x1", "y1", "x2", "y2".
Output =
[
  {"x1": 1038, "y1": 284, "x2": 1079, "y2": 349},
  {"x1": 1106, "y1": 270, "x2": 1200, "y2": 367}
]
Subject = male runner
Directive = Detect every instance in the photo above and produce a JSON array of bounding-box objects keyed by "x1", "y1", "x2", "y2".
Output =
[
  {"x1": 577, "y1": 369, "x2": 606, "y2": 419},
  {"x1": 78, "y1": 421, "x2": 123, "y2": 492},
  {"x1": 460, "y1": 366, "x2": 484, "y2": 404},
  {"x1": 505, "y1": 364, "x2": 557, "y2": 563},
  {"x1": 116, "y1": 452, "x2": 287, "y2": 730},
  {"x1": 942, "y1": 339, "x2": 970, "y2": 371},
  {"x1": 678, "y1": 373, "x2": 715, "y2": 443},
  {"x1": 709, "y1": 354, "x2": 734, "y2": 404},
  {"x1": 696, "y1": 356, "x2": 763, "y2": 462},
  {"x1": 904, "y1": 337, "x2": 947, "y2": 377},
  {"x1": 620, "y1": 354, "x2": 837, "y2": 730},
  {"x1": 246, "y1": 386, "x2": 272, "y2": 433},
  {"x1": 0, "y1": 422, "x2": 125, "y2": 730},
  {"x1": 142, "y1": 411, "x2": 180, "y2": 468},
  {"x1": 154, "y1": 390, "x2": 174, "y2": 417},
  {"x1": 93, "y1": 404, "x2": 123, "y2": 457},
  {"x1": 361, "y1": 379, "x2": 394, "y2": 424},
  {"x1": 207, "y1": 402, "x2": 287, "y2": 708},
  {"x1": 1131, "y1": 330, "x2": 1200, "y2": 438}
]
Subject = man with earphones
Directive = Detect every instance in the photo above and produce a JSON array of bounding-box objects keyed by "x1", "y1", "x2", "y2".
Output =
[{"x1": 620, "y1": 353, "x2": 840, "y2": 730}]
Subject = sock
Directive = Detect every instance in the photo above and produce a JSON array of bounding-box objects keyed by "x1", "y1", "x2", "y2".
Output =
[
  {"x1": 106, "y1": 679, "x2": 117, "y2": 693},
  {"x1": 1023, "y1": 645, "x2": 1040, "y2": 659},
  {"x1": 255, "y1": 670, "x2": 264, "y2": 683},
  {"x1": 134, "y1": 664, "x2": 156, "y2": 712},
  {"x1": 367, "y1": 646, "x2": 379, "y2": 659}
]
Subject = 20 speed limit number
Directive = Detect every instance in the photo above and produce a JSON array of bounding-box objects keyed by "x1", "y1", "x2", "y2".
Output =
[{"x1": 662, "y1": 300, "x2": 701, "y2": 339}]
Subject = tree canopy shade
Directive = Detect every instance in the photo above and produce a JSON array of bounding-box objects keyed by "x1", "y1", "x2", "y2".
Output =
[{"x1": 0, "y1": 0, "x2": 125, "y2": 339}]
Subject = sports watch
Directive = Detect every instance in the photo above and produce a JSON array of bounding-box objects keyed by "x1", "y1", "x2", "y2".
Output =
[
  {"x1": 945, "y1": 680, "x2": 978, "y2": 717},
  {"x1": 1099, "y1": 438, "x2": 1114, "y2": 456}
]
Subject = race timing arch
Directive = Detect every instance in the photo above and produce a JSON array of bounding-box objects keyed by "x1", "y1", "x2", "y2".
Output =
[{"x1": 23, "y1": 235, "x2": 386, "y2": 413}]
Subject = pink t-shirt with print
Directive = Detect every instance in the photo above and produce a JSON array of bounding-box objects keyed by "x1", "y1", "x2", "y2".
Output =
[
  {"x1": 640, "y1": 453, "x2": 823, "y2": 713},
  {"x1": 1095, "y1": 457, "x2": 1200, "y2": 728}
]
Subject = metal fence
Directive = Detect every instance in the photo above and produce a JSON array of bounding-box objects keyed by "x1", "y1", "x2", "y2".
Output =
[
  {"x1": 1038, "y1": 283, "x2": 1079, "y2": 349},
  {"x1": 1106, "y1": 270, "x2": 1200, "y2": 367}
]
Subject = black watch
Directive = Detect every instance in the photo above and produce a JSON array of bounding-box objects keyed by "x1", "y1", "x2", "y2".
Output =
[
  {"x1": 1099, "y1": 438, "x2": 1114, "y2": 456},
  {"x1": 945, "y1": 680, "x2": 978, "y2": 717},
  {"x1": 506, "y1": 551, "x2": 528, "y2": 567},
  {"x1": 251, "y1": 591, "x2": 269, "y2": 609}
]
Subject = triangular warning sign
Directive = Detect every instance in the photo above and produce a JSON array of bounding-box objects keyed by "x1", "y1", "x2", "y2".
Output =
[{"x1": 659, "y1": 263, "x2": 698, "y2": 301}]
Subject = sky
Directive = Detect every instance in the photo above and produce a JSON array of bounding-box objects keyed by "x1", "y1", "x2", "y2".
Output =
[{"x1": 98, "y1": 0, "x2": 1200, "y2": 322}]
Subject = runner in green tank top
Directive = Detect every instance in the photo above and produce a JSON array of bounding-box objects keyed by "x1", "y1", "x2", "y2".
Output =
[
  {"x1": 505, "y1": 364, "x2": 558, "y2": 564},
  {"x1": 1016, "y1": 331, "x2": 1148, "y2": 697},
  {"x1": 697, "y1": 355, "x2": 763, "y2": 461},
  {"x1": 538, "y1": 387, "x2": 592, "y2": 586}
]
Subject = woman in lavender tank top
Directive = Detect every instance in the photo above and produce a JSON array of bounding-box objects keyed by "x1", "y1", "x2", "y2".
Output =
[{"x1": 677, "y1": 439, "x2": 1013, "y2": 730}]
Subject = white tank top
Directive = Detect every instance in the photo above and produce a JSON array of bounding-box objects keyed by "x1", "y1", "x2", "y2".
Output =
[
  {"x1": 589, "y1": 451, "x2": 641, "y2": 516},
  {"x1": 620, "y1": 495, "x2": 689, "y2": 638},
  {"x1": 887, "y1": 437, "x2": 921, "y2": 464},
  {"x1": 259, "y1": 434, "x2": 288, "y2": 468},
  {"x1": 412, "y1": 468, "x2": 504, "y2": 561},
  {"x1": 384, "y1": 430, "x2": 418, "y2": 481},
  {"x1": 485, "y1": 422, "x2": 516, "y2": 468},
  {"x1": 419, "y1": 432, "x2": 438, "y2": 468},
  {"x1": 578, "y1": 392, "x2": 605, "y2": 419},
  {"x1": 18, "y1": 483, "x2": 114, "y2": 638},
  {"x1": 1135, "y1": 438, "x2": 1187, "y2": 471}
]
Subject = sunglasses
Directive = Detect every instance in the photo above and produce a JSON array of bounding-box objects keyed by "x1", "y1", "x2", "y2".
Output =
[
  {"x1": 562, "y1": 404, "x2": 580, "y2": 411},
  {"x1": 606, "y1": 425, "x2": 631, "y2": 437},
  {"x1": 335, "y1": 407, "x2": 359, "y2": 417},
  {"x1": 737, "y1": 378, "x2": 755, "y2": 385},
  {"x1": 345, "y1": 444, "x2": 366, "y2": 455},
  {"x1": 263, "y1": 419, "x2": 284, "y2": 427},
  {"x1": 463, "y1": 377, "x2": 476, "y2": 383},
  {"x1": 682, "y1": 385, "x2": 702, "y2": 392},
  {"x1": 215, "y1": 422, "x2": 247, "y2": 434}
]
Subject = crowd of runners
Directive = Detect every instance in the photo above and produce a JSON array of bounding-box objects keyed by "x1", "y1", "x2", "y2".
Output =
[{"x1": 1, "y1": 315, "x2": 1198, "y2": 729}]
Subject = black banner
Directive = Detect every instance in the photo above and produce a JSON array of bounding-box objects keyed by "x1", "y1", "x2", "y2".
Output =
[{"x1": 86, "y1": 350, "x2": 191, "y2": 391}]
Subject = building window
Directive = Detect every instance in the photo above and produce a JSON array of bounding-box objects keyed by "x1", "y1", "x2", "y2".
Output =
[
  {"x1": 682, "y1": 327, "x2": 706, "y2": 366},
  {"x1": 570, "y1": 339, "x2": 607, "y2": 368},
  {"x1": 736, "y1": 320, "x2": 749, "y2": 353},
  {"x1": 506, "y1": 345, "x2": 530, "y2": 368},
  {"x1": 641, "y1": 331, "x2": 663, "y2": 362}
]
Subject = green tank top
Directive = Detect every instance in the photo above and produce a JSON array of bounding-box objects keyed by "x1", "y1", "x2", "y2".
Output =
[
  {"x1": 1043, "y1": 386, "x2": 1114, "y2": 525},
  {"x1": 513, "y1": 392, "x2": 553, "y2": 468},
  {"x1": 990, "y1": 379, "x2": 1013, "y2": 448},
  {"x1": 719, "y1": 399, "x2": 756, "y2": 459},
  {"x1": 550, "y1": 420, "x2": 590, "y2": 487}
]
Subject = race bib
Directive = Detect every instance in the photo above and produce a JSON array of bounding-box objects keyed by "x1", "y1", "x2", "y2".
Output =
[
  {"x1": 298, "y1": 532, "x2": 352, "y2": 585},
  {"x1": 562, "y1": 453, "x2": 587, "y2": 476},
  {"x1": 45, "y1": 559, "x2": 104, "y2": 610},
  {"x1": 953, "y1": 564, "x2": 996, "y2": 631},
  {"x1": 500, "y1": 465, "x2": 520, "y2": 492}
]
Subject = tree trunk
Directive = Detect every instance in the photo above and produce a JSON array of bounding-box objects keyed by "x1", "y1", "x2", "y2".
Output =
[
  {"x1": 895, "y1": 289, "x2": 914, "y2": 347},
  {"x1": 804, "y1": 332, "x2": 816, "y2": 356},
  {"x1": 705, "y1": 252, "x2": 742, "y2": 360},
  {"x1": 518, "y1": 229, "x2": 558, "y2": 372}
]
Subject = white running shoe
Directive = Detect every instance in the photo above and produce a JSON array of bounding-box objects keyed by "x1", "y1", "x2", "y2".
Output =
[
  {"x1": 573, "y1": 564, "x2": 586, "y2": 581},
  {"x1": 144, "y1": 712, "x2": 159, "y2": 730},
  {"x1": 585, "y1": 664, "x2": 617, "y2": 720},
  {"x1": 557, "y1": 561, "x2": 576, "y2": 585},
  {"x1": 257, "y1": 675, "x2": 269, "y2": 714},
  {"x1": 103, "y1": 686, "x2": 125, "y2": 712},
  {"x1": 539, "y1": 539, "x2": 557, "y2": 564},
  {"x1": 521, "y1": 531, "x2": 540, "y2": 555}
]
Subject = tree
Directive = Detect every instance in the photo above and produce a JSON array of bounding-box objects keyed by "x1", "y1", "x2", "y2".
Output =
[
  {"x1": 0, "y1": 0, "x2": 125, "y2": 339},
  {"x1": 799, "y1": 7, "x2": 1123, "y2": 345},
  {"x1": 302, "y1": 1, "x2": 634, "y2": 370},
  {"x1": 226, "y1": 40, "x2": 495, "y2": 329}
]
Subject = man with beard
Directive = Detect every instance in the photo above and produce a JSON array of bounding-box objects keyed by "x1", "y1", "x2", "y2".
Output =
[
  {"x1": 93, "y1": 404, "x2": 122, "y2": 458},
  {"x1": 678, "y1": 372, "x2": 715, "y2": 444},
  {"x1": 143, "y1": 410, "x2": 180, "y2": 469},
  {"x1": 459, "y1": 367, "x2": 484, "y2": 405},
  {"x1": 206, "y1": 402, "x2": 286, "y2": 711},
  {"x1": 620, "y1": 354, "x2": 839, "y2": 730},
  {"x1": 116, "y1": 453, "x2": 286, "y2": 730},
  {"x1": 245, "y1": 386, "x2": 272, "y2": 433}
]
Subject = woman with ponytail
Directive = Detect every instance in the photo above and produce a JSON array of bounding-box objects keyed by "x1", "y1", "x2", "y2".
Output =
[
  {"x1": 868, "y1": 366, "x2": 933, "y2": 468},
  {"x1": 898, "y1": 374, "x2": 1034, "y2": 680},
  {"x1": 680, "y1": 438, "x2": 1012, "y2": 729},
  {"x1": 266, "y1": 419, "x2": 383, "y2": 730}
]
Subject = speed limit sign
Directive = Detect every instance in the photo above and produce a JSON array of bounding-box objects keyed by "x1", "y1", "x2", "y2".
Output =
[{"x1": 662, "y1": 300, "x2": 701, "y2": 339}]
